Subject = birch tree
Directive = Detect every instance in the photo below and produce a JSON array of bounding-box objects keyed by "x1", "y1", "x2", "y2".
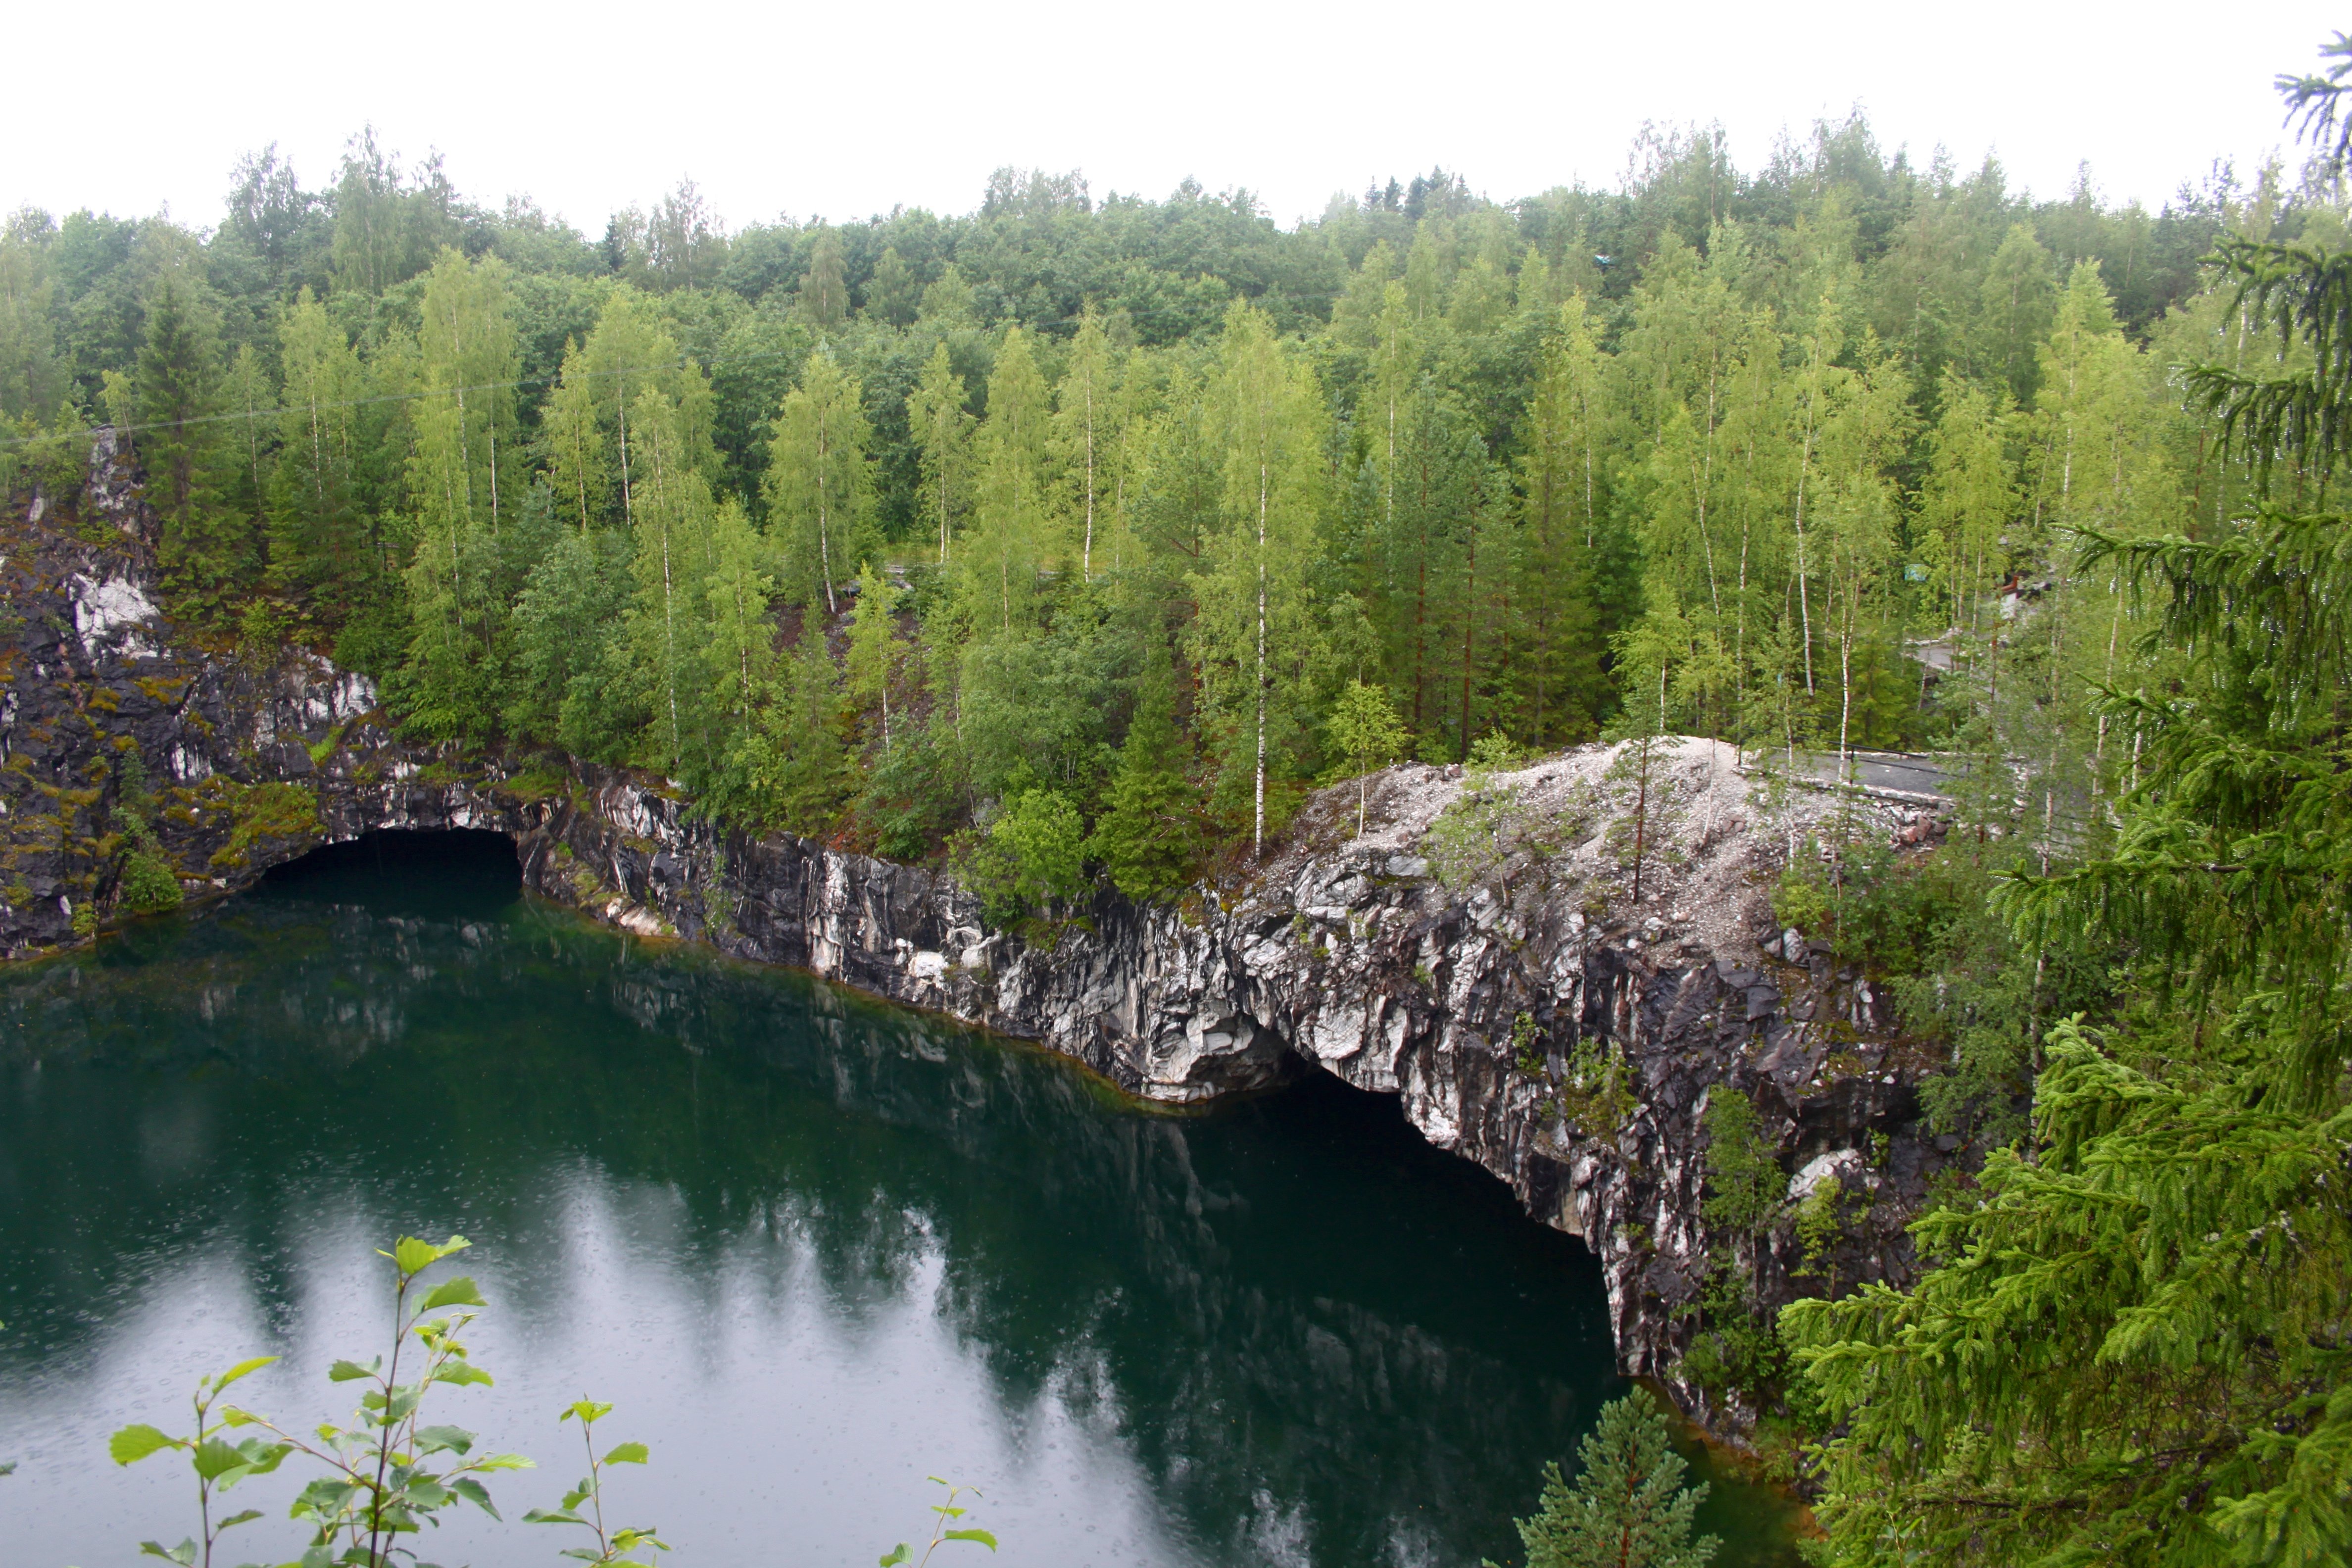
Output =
[
  {"x1": 910, "y1": 341, "x2": 972, "y2": 565},
  {"x1": 1187, "y1": 303, "x2": 1327, "y2": 858},
  {"x1": 764, "y1": 350, "x2": 877, "y2": 614}
]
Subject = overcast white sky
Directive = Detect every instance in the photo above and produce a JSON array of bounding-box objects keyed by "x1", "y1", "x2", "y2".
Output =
[{"x1": 5, "y1": 0, "x2": 2341, "y2": 235}]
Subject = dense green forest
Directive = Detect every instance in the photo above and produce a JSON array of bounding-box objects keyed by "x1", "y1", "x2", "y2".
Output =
[
  {"x1": 11, "y1": 38, "x2": 2352, "y2": 1562},
  {"x1": 0, "y1": 114, "x2": 2315, "y2": 888}
]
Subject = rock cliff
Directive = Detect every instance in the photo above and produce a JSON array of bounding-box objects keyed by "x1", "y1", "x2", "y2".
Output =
[{"x1": 1, "y1": 434, "x2": 1952, "y2": 1443}]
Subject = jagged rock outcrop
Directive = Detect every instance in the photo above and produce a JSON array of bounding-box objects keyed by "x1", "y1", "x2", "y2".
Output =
[{"x1": 1, "y1": 433, "x2": 1953, "y2": 1445}]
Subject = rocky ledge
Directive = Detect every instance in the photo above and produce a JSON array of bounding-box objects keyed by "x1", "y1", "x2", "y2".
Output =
[{"x1": 2, "y1": 434, "x2": 1954, "y2": 1446}]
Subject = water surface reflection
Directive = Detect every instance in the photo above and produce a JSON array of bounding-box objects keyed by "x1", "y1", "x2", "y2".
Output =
[{"x1": 0, "y1": 833, "x2": 1799, "y2": 1567}]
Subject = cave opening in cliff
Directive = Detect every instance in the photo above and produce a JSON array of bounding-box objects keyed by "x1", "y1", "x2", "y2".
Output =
[{"x1": 260, "y1": 829, "x2": 521, "y2": 918}]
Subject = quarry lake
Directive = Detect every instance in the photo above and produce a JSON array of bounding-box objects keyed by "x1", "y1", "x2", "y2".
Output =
[{"x1": 0, "y1": 833, "x2": 1801, "y2": 1567}]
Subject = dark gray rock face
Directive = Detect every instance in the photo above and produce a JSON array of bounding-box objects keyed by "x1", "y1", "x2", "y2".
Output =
[{"x1": 1, "y1": 435, "x2": 1951, "y2": 1446}]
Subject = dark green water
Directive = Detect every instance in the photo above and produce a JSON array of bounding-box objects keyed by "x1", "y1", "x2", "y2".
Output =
[{"x1": 0, "y1": 833, "x2": 1801, "y2": 1567}]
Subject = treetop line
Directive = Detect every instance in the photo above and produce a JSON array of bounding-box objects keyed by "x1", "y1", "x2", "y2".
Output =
[{"x1": 13, "y1": 30, "x2": 2352, "y2": 1565}]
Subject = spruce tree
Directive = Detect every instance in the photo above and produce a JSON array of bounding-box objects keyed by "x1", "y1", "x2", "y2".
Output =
[
  {"x1": 139, "y1": 276, "x2": 241, "y2": 624},
  {"x1": 1502, "y1": 1391, "x2": 1717, "y2": 1568},
  {"x1": 1085, "y1": 669, "x2": 1198, "y2": 900},
  {"x1": 1786, "y1": 50, "x2": 2352, "y2": 1567}
]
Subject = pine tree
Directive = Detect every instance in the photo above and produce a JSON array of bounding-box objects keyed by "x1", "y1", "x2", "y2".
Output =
[{"x1": 1501, "y1": 1391, "x2": 1717, "y2": 1568}]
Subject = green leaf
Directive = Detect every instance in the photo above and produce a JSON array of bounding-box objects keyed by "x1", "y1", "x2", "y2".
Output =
[
  {"x1": 943, "y1": 1528, "x2": 998, "y2": 1551},
  {"x1": 600, "y1": 1441, "x2": 649, "y2": 1466},
  {"x1": 193, "y1": 1437, "x2": 252, "y2": 1481},
  {"x1": 413, "y1": 1425, "x2": 475, "y2": 1456},
  {"x1": 559, "y1": 1399, "x2": 613, "y2": 1425},
  {"x1": 435, "y1": 1363, "x2": 493, "y2": 1387},
  {"x1": 215, "y1": 1509, "x2": 264, "y2": 1530},
  {"x1": 559, "y1": 1550, "x2": 607, "y2": 1564},
  {"x1": 470, "y1": 1451, "x2": 534, "y2": 1472},
  {"x1": 327, "y1": 1358, "x2": 380, "y2": 1383},
  {"x1": 138, "y1": 1540, "x2": 197, "y2": 1566},
  {"x1": 216, "y1": 1439, "x2": 290, "y2": 1486},
  {"x1": 419, "y1": 1276, "x2": 485, "y2": 1311},
  {"x1": 404, "y1": 1477, "x2": 454, "y2": 1510},
  {"x1": 448, "y1": 1475, "x2": 500, "y2": 1519},
  {"x1": 392, "y1": 1237, "x2": 441, "y2": 1275},
  {"x1": 524, "y1": 1507, "x2": 587, "y2": 1526},
  {"x1": 110, "y1": 1424, "x2": 177, "y2": 1465},
  {"x1": 211, "y1": 1356, "x2": 278, "y2": 1392},
  {"x1": 879, "y1": 1546, "x2": 910, "y2": 1567}
]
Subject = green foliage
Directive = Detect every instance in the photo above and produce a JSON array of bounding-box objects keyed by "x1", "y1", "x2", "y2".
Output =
[
  {"x1": 1680, "y1": 1271, "x2": 1802, "y2": 1418},
  {"x1": 1495, "y1": 1390, "x2": 1718, "y2": 1568},
  {"x1": 1792, "y1": 1177, "x2": 1844, "y2": 1290},
  {"x1": 110, "y1": 1234, "x2": 531, "y2": 1568},
  {"x1": 112, "y1": 751, "x2": 183, "y2": 915},
  {"x1": 878, "y1": 1478, "x2": 996, "y2": 1568},
  {"x1": 1428, "y1": 740, "x2": 1524, "y2": 887},
  {"x1": 1788, "y1": 57, "x2": 2352, "y2": 1566},
  {"x1": 962, "y1": 787, "x2": 1086, "y2": 922},
  {"x1": 1327, "y1": 678, "x2": 1407, "y2": 836},
  {"x1": 1511, "y1": 1011, "x2": 1545, "y2": 1077},
  {"x1": 102, "y1": 1235, "x2": 1000, "y2": 1568},
  {"x1": 1085, "y1": 674, "x2": 1198, "y2": 901},
  {"x1": 1767, "y1": 863, "x2": 1831, "y2": 936},
  {"x1": 210, "y1": 781, "x2": 321, "y2": 869},
  {"x1": 1555, "y1": 1034, "x2": 1637, "y2": 1137},
  {"x1": 524, "y1": 1400, "x2": 669, "y2": 1567},
  {"x1": 0, "y1": 60, "x2": 2282, "y2": 944},
  {"x1": 1700, "y1": 1088, "x2": 1781, "y2": 1239},
  {"x1": 120, "y1": 850, "x2": 183, "y2": 914}
]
